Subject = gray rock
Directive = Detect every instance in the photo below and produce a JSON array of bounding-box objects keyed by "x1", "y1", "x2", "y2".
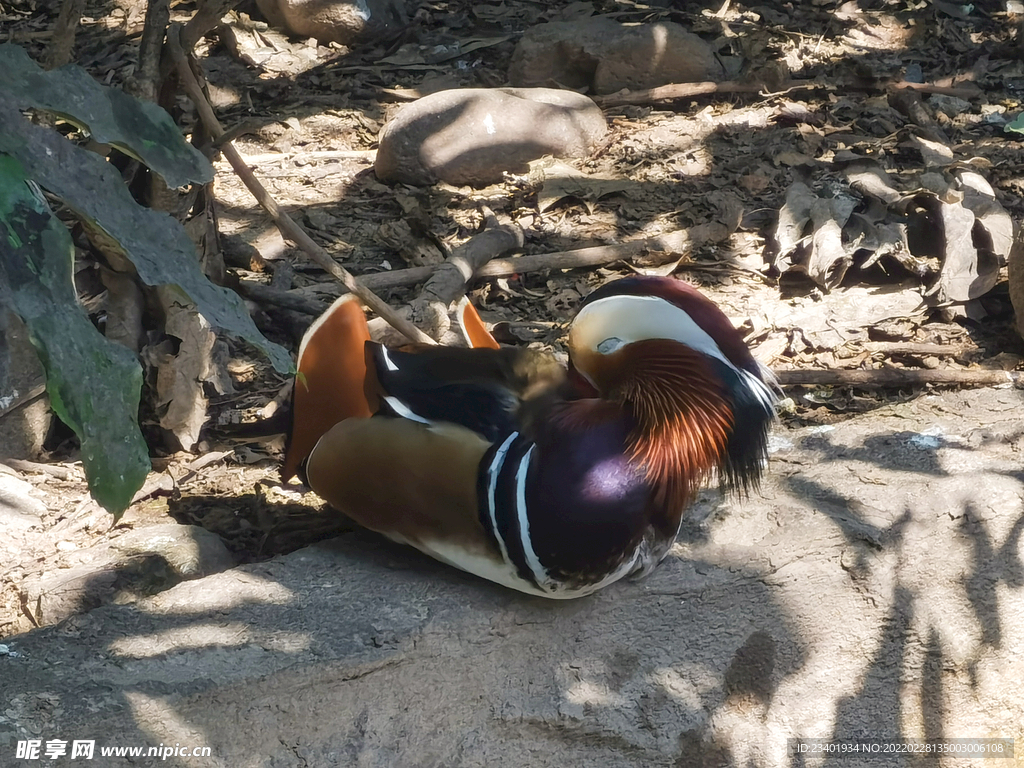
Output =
[
  {"x1": 509, "y1": 17, "x2": 725, "y2": 95},
  {"x1": 18, "y1": 524, "x2": 234, "y2": 627},
  {"x1": 374, "y1": 88, "x2": 607, "y2": 187},
  {"x1": 1, "y1": 388, "x2": 1022, "y2": 766},
  {"x1": 255, "y1": 0, "x2": 406, "y2": 46},
  {"x1": 0, "y1": 473, "x2": 46, "y2": 528}
]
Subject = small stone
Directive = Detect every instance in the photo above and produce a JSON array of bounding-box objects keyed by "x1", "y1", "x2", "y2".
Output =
[
  {"x1": 0, "y1": 474, "x2": 46, "y2": 529},
  {"x1": 375, "y1": 88, "x2": 607, "y2": 187},
  {"x1": 255, "y1": 0, "x2": 406, "y2": 46},
  {"x1": 509, "y1": 18, "x2": 723, "y2": 95}
]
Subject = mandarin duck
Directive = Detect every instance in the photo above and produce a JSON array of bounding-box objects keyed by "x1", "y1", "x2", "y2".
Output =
[{"x1": 283, "y1": 276, "x2": 776, "y2": 598}]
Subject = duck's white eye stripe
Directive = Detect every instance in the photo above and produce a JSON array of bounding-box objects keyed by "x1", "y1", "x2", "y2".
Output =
[{"x1": 573, "y1": 294, "x2": 731, "y2": 370}]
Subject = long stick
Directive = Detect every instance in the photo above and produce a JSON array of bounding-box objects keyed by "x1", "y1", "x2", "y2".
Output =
[
  {"x1": 165, "y1": 24, "x2": 435, "y2": 345},
  {"x1": 776, "y1": 369, "x2": 1020, "y2": 388},
  {"x1": 594, "y1": 79, "x2": 981, "y2": 109},
  {"x1": 285, "y1": 229, "x2": 694, "y2": 299}
]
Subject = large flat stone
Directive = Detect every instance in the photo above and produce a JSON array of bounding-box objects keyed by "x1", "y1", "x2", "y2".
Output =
[
  {"x1": 0, "y1": 388, "x2": 1022, "y2": 766},
  {"x1": 509, "y1": 18, "x2": 724, "y2": 95},
  {"x1": 374, "y1": 88, "x2": 607, "y2": 187}
]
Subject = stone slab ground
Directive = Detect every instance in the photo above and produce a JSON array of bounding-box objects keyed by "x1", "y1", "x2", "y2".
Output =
[{"x1": 1, "y1": 387, "x2": 1022, "y2": 767}]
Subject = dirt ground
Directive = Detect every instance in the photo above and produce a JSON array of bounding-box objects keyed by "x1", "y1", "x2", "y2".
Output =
[
  {"x1": 2, "y1": 0, "x2": 1024, "y2": 637},
  {"x1": 1, "y1": 387, "x2": 1022, "y2": 767}
]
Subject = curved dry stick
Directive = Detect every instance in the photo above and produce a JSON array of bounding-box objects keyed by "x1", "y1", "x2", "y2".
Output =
[
  {"x1": 165, "y1": 24, "x2": 434, "y2": 345},
  {"x1": 411, "y1": 206, "x2": 524, "y2": 341}
]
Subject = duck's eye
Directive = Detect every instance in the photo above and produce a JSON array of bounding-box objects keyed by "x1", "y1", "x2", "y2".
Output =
[{"x1": 597, "y1": 337, "x2": 626, "y2": 355}]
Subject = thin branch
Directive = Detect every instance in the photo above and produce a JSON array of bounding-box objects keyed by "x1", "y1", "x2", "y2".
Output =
[
  {"x1": 858, "y1": 342, "x2": 971, "y2": 357},
  {"x1": 1, "y1": 459, "x2": 74, "y2": 480},
  {"x1": 44, "y1": 0, "x2": 86, "y2": 69},
  {"x1": 237, "y1": 280, "x2": 328, "y2": 316},
  {"x1": 594, "y1": 78, "x2": 981, "y2": 109},
  {"x1": 128, "y1": 0, "x2": 171, "y2": 102},
  {"x1": 594, "y1": 80, "x2": 761, "y2": 108},
  {"x1": 165, "y1": 24, "x2": 434, "y2": 345},
  {"x1": 777, "y1": 368, "x2": 1021, "y2": 388},
  {"x1": 234, "y1": 150, "x2": 378, "y2": 165},
  {"x1": 180, "y1": 0, "x2": 242, "y2": 51},
  {"x1": 412, "y1": 206, "x2": 524, "y2": 340},
  {"x1": 287, "y1": 229, "x2": 697, "y2": 299}
]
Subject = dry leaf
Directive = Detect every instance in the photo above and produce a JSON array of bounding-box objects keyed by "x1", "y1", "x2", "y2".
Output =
[
  {"x1": 956, "y1": 168, "x2": 1013, "y2": 264},
  {"x1": 772, "y1": 183, "x2": 856, "y2": 290},
  {"x1": 760, "y1": 285, "x2": 927, "y2": 349}
]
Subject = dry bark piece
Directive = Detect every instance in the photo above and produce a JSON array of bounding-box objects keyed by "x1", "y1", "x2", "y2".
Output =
[
  {"x1": 255, "y1": 0, "x2": 406, "y2": 45},
  {"x1": 508, "y1": 17, "x2": 723, "y2": 95},
  {"x1": 410, "y1": 211, "x2": 524, "y2": 342},
  {"x1": 144, "y1": 290, "x2": 219, "y2": 452},
  {"x1": 374, "y1": 88, "x2": 607, "y2": 187},
  {"x1": 0, "y1": 310, "x2": 51, "y2": 461}
]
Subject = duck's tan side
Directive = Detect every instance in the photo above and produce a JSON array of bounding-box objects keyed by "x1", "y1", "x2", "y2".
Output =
[{"x1": 307, "y1": 417, "x2": 498, "y2": 559}]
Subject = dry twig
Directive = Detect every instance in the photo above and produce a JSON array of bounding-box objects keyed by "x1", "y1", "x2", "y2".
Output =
[
  {"x1": 128, "y1": 0, "x2": 170, "y2": 102},
  {"x1": 777, "y1": 368, "x2": 1021, "y2": 388},
  {"x1": 1, "y1": 459, "x2": 74, "y2": 480},
  {"x1": 594, "y1": 78, "x2": 980, "y2": 109},
  {"x1": 411, "y1": 207, "x2": 524, "y2": 340},
  {"x1": 165, "y1": 24, "x2": 434, "y2": 345},
  {"x1": 858, "y1": 342, "x2": 970, "y2": 357},
  {"x1": 287, "y1": 229, "x2": 698, "y2": 300}
]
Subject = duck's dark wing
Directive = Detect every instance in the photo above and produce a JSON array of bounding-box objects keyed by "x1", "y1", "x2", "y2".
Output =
[{"x1": 366, "y1": 343, "x2": 565, "y2": 443}]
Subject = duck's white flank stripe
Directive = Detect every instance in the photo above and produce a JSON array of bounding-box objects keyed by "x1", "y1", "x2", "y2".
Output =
[
  {"x1": 513, "y1": 445, "x2": 550, "y2": 590},
  {"x1": 383, "y1": 396, "x2": 430, "y2": 424},
  {"x1": 486, "y1": 432, "x2": 519, "y2": 563},
  {"x1": 380, "y1": 346, "x2": 400, "y2": 372}
]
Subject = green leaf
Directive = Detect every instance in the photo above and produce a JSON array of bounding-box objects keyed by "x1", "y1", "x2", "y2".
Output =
[
  {"x1": 0, "y1": 43, "x2": 212, "y2": 189},
  {"x1": 0, "y1": 95, "x2": 293, "y2": 374},
  {"x1": 1005, "y1": 113, "x2": 1024, "y2": 136},
  {"x1": 0, "y1": 154, "x2": 150, "y2": 516}
]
